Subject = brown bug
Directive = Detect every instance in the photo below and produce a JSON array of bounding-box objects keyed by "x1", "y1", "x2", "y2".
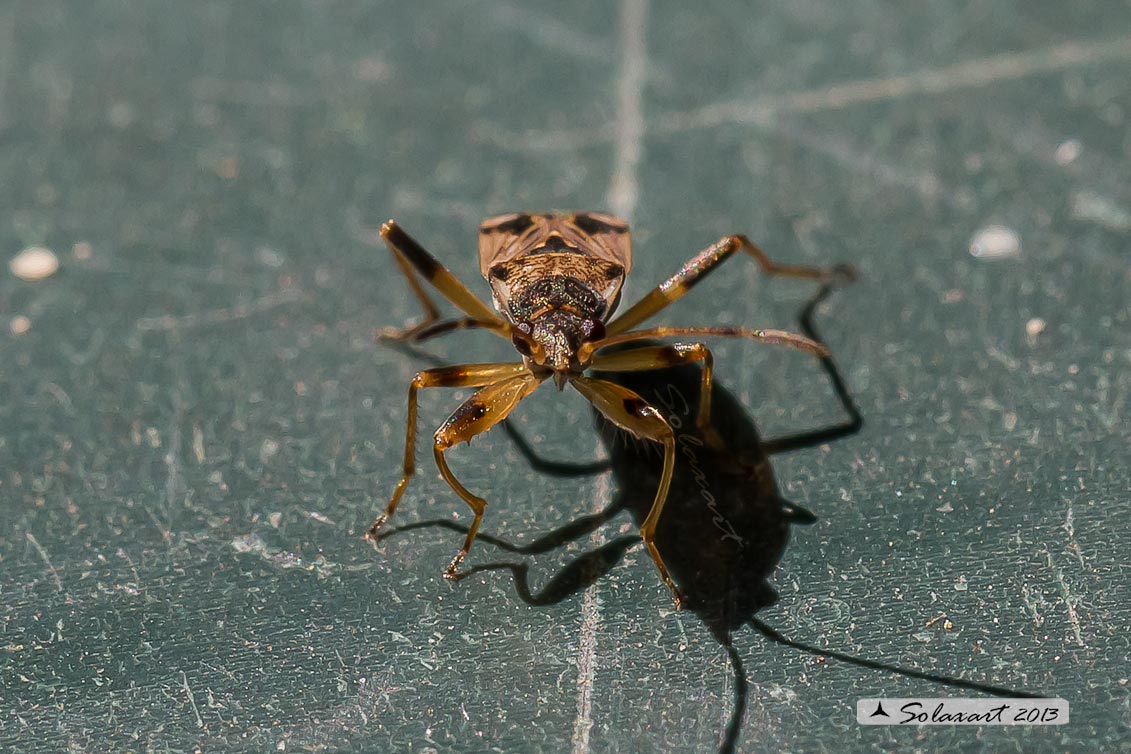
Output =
[{"x1": 366, "y1": 211, "x2": 853, "y2": 607}]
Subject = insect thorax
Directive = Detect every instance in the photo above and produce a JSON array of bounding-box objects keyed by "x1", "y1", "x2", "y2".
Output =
[
  {"x1": 489, "y1": 253, "x2": 625, "y2": 370},
  {"x1": 478, "y1": 212, "x2": 632, "y2": 370}
]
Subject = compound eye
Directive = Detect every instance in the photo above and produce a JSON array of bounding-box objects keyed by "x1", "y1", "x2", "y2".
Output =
[
  {"x1": 511, "y1": 322, "x2": 534, "y2": 356},
  {"x1": 582, "y1": 318, "x2": 605, "y2": 342}
]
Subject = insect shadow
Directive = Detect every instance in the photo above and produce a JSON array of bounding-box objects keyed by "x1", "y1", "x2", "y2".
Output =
[{"x1": 377, "y1": 283, "x2": 1039, "y2": 753}]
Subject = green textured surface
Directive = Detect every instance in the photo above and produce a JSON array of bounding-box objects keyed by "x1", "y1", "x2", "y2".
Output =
[{"x1": 3, "y1": 1, "x2": 1130, "y2": 752}]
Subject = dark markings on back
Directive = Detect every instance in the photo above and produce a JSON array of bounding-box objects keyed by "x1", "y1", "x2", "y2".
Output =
[
  {"x1": 484, "y1": 213, "x2": 534, "y2": 236},
  {"x1": 530, "y1": 235, "x2": 582, "y2": 255},
  {"x1": 572, "y1": 213, "x2": 626, "y2": 236}
]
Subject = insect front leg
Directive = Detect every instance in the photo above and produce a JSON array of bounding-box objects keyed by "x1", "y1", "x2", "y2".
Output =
[
  {"x1": 378, "y1": 220, "x2": 511, "y2": 342},
  {"x1": 431, "y1": 373, "x2": 544, "y2": 578},
  {"x1": 570, "y1": 376, "x2": 684, "y2": 608},
  {"x1": 380, "y1": 317, "x2": 485, "y2": 344},
  {"x1": 588, "y1": 342, "x2": 726, "y2": 451},
  {"x1": 379, "y1": 239, "x2": 445, "y2": 341},
  {"x1": 365, "y1": 362, "x2": 529, "y2": 542}
]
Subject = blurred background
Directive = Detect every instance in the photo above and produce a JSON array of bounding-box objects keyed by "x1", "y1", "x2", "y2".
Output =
[{"x1": 2, "y1": 1, "x2": 1129, "y2": 752}]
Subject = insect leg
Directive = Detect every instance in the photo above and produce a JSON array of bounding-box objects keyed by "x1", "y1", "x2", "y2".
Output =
[
  {"x1": 579, "y1": 325, "x2": 828, "y2": 364},
  {"x1": 588, "y1": 343, "x2": 725, "y2": 449},
  {"x1": 432, "y1": 373, "x2": 545, "y2": 577},
  {"x1": 569, "y1": 376, "x2": 684, "y2": 608},
  {"x1": 379, "y1": 220, "x2": 511, "y2": 340},
  {"x1": 606, "y1": 234, "x2": 854, "y2": 336},
  {"x1": 379, "y1": 236, "x2": 444, "y2": 341},
  {"x1": 378, "y1": 316, "x2": 484, "y2": 344},
  {"x1": 365, "y1": 362, "x2": 529, "y2": 543}
]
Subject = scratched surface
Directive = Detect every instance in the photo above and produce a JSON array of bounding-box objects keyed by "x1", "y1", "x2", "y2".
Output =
[{"x1": 2, "y1": 1, "x2": 1130, "y2": 752}]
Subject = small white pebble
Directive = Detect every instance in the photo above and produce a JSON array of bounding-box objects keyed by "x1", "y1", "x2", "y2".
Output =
[
  {"x1": 108, "y1": 101, "x2": 135, "y2": 128},
  {"x1": 1071, "y1": 190, "x2": 1131, "y2": 231},
  {"x1": 9, "y1": 247, "x2": 60, "y2": 281},
  {"x1": 969, "y1": 225, "x2": 1020, "y2": 260},
  {"x1": 256, "y1": 246, "x2": 284, "y2": 268},
  {"x1": 1025, "y1": 317, "x2": 1047, "y2": 338},
  {"x1": 1054, "y1": 139, "x2": 1082, "y2": 165},
  {"x1": 260, "y1": 438, "x2": 280, "y2": 463},
  {"x1": 9, "y1": 315, "x2": 32, "y2": 335},
  {"x1": 355, "y1": 56, "x2": 389, "y2": 82}
]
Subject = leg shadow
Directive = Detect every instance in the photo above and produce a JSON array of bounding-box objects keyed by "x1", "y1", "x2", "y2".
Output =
[{"x1": 373, "y1": 282, "x2": 1042, "y2": 754}]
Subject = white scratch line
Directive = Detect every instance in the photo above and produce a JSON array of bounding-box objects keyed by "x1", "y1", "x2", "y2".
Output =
[
  {"x1": 655, "y1": 35, "x2": 1131, "y2": 133},
  {"x1": 572, "y1": 578, "x2": 601, "y2": 754},
  {"x1": 0, "y1": 9, "x2": 14, "y2": 132},
  {"x1": 136, "y1": 289, "x2": 304, "y2": 332},
  {"x1": 25, "y1": 532, "x2": 63, "y2": 593},
  {"x1": 573, "y1": 5, "x2": 648, "y2": 752},
  {"x1": 230, "y1": 533, "x2": 374, "y2": 577},
  {"x1": 181, "y1": 670, "x2": 205, "y2": 728},
  {"x1": 485, "y1": 35, "x2": 1131, "y2": 152},
  {"x1": 483, "y1": 0, "x2": 614, "y2": 62},
  {"x1": 607, "y1": 0, "x2": 648, "y2": 220},
  {"x1": 1046, "y1": 549, "x2": 1085, "y2": 648},
  {"x1": 1061, "y1": 503, "x2": 1086, "y2": 569},
  {"x1": 778, "y1": 122, "x2": 957, "y2": 205},
  {"x1": 165, "y1": 386, "x2": 185, "y2": 527},
  {"x1": 190, "y1": 77, "x2": 313, "y2": 107}
]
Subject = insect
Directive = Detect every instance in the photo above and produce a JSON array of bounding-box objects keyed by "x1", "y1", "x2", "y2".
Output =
[{"x1": 366, "y1": 211, "x2": 853, "y2": 607}]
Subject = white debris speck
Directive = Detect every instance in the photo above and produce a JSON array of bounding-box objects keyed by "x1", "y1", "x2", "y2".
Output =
[
  {"x1": 1025, "y1": 317, "x2": 1047, "y2": 339},
  {"x1": 260, "y1": 438, "x2": 280, "y2": 464},
  {"x1": 256, "y1": 246, "x2": 284, "y2": 268},
  {"x1": 355, "y1": 56, "x2": 389, "y2": 82},
  {"x1": 1071, "y1": 190, "x2": 1131, "y2": 231},
  {"x1": 108, "y1": 101, "x2": 136, "y2": 128},
  {"x1": 969, "y1": 226, "x2": 1020, "y2": 260},
  {"x1": 9, "y1": 247, "x2": 60, "y2": 281},
  {"x1": 10, "y1": 315, "x2": 32, "y2": 335},
  {"x1": 1054, "y1": 139, "x2": 1082, "y2": 165}
]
